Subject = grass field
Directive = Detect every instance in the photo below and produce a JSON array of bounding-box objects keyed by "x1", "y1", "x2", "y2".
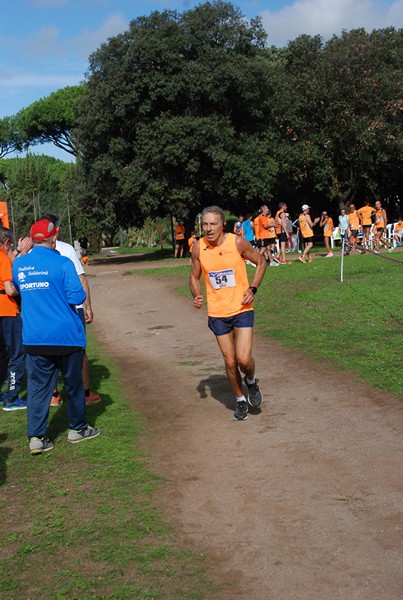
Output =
[
  {"x1": 0, "y1": 337, "x2": 216, "y2": 599},
  {"x1": 137, "y1": 252, "x2": 403, "y2": 398}
]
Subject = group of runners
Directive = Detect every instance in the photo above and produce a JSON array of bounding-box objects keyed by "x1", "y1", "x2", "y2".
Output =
[{"x1": 233, "y1": 200, "x2": 402, "y2": 265}]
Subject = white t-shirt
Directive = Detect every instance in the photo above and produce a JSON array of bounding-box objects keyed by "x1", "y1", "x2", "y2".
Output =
[{"x1": 56, "y1": 240, "x2": 85, "y2": 308}]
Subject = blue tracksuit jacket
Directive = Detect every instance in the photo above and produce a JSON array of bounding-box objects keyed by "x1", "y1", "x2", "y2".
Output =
[{"x1": 12, "y1": 246, "x2": 86, "y2": 348}]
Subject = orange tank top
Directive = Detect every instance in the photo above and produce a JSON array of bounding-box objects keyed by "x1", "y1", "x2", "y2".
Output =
[
  {"x1": 275, "y1": 209, "x2": 284, "y2": 234},
  {"x1": 375, "y1": 209, "x2": 385, "y2": 228},
  {"x1": 199, "y1": 234, "x2": 253, "y2": 318},
  {"x1": 348, "y1": 211, "x2": 360, "y2": 230},
  {"x1": 299, "y1": 214, "x2": 313, "y2": 238},
  {"x1": 258, "y1": 214, "x2": 269, "y2": 239},
  {"x1": 253, "y1": 216, "x2": 260, "y2": 241}
]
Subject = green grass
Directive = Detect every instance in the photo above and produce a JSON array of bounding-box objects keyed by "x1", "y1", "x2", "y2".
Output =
[
  {"x1": 133, "y1": 254, "x2": 403, "y2": 398},
  {"x1": 0, "y1": 336, "x2": 217, "y2": 599}
]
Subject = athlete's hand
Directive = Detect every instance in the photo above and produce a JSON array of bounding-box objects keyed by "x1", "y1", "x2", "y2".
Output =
[
  {"x1": 241, "y1": 289, "x2": 255, "y2": 305},
  {"x1": 193, "y1": 295, "x2": 203, "y2": 309}
]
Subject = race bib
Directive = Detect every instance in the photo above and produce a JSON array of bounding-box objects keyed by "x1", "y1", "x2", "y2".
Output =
[{"x1": 208, "y1": 269, "x2": 236, "y2": 290}]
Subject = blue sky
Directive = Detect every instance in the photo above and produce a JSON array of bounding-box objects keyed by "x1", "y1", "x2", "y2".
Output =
[{"x1": 1, "y1": 0, "x2": 402, "y2": 160}]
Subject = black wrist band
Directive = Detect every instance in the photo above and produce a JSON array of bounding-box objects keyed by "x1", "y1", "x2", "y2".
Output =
[
  {"x1": 15, "y1": 248, "x2": 21, "y2": 254},
  {"x1": 249, "y1": 286, "x2": 257, "y2": 295}
]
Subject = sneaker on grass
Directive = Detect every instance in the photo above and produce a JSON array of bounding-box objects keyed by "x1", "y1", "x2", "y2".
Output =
[
  {"x1": 29, "y1": 437, "x2": 54, "y2": 455},
  {"x1": 68, "y1": 425, "x2": 100, "y2": 444},
  {"x1": 233, "y1": 400, "x2": 248, "y2": 421},
  {"x1": 244, "y1": 376, "x2": 263, "y2": 408},
  {"x1": 3, "y1": 397, "x2": 27, "y2": 411}
]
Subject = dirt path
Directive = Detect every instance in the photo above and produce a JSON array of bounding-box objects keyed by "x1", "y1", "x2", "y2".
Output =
[{"x1": 88, "y1": 256, "x2": 402, "y2": 600}]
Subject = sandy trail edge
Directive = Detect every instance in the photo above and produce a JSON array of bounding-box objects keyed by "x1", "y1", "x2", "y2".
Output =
[{"x1": 89, "y1": 260, "x2": 402, "y2": 600}]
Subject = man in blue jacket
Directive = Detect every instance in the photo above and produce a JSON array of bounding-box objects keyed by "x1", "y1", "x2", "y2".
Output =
[{"x1": 12, "y1": 218, "x2": 100, "y2": 454}]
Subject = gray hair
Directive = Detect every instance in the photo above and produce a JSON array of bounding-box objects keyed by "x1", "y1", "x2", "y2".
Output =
[{"x1": 201, "y1": 206, "x2": 225, "y2": 224}]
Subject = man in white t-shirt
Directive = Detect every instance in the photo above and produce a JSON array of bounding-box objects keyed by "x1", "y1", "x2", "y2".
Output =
[{"x1": 40, "y1": 214, "x2": 101, "y2": 407}]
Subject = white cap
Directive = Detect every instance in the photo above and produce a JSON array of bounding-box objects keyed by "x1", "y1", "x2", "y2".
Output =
[{"x1": 302, "y1": 204, "x2": 310, "y2": 211}]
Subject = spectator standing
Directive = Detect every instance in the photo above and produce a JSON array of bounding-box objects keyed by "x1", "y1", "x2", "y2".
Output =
[
  {"x1": 241, "y1": 214, "x2": 255, "y2": 244},
  {"x1": 358, "y1": 202, "x2": 375, "y2": 248},
  {"x1": 188, "y1": 231, "x2": 197, "y2": 264},
  {"x1": 374, "y1": 200, "x2": 389, "y2": 252},
  {"x1": 319, "y1": 211, "x2": 334, "y2": 257},
  {"x1": 274, "y1": 202, "x2": 289, "y2": 264},
  {"x1": 0, "y1": 227, "x2": 31, "y2": 411},
  {"x1": 252, "y1": 211, "x2": 261, "y2": 250},
  {"x1": 233, "y1": 215, "x2": 244, "y2": 236},
  {"x1": 298, "y1": 205, "x2": 319, "y2": 263},
  {"x1": 346, "y1": 203, "x2": 363, "y2": 254},
  {"x1": 285, "y1": 213, "x2": 294, "y2": 251},
  {"x1": 174, "y1": 221, "x2": 185, "y2": 258},
  {"x1": 78, "y1": 234, "x2": 90, "y2": 264},
  {"x1": 40, "y1": 214, "x2": 101, "y2": 407},
  {"x1": 12, "y1": 219, "x2": 100, "y2": 454},
  {"x1": 338, "y1": 208, "x2": 349, "y2": 252}
]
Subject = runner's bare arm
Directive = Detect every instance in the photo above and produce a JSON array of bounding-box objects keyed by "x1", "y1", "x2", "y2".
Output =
[
  {"x1": 189, "y1": 240, "x2": 203, "y2": 309},
  {"x1": 80, "y1": 274, "x2": 94, "y2": 323},
  {"x1": 4, "y1": 280, "x2": 18, "y2": 296},
  {"x1": 236, "y1": 237, "x2": 267, "y2": 304}
]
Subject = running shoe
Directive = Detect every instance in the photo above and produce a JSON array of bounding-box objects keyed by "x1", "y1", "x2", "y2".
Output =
[
  {"x1": 272, "y1": 256, "x2": 281, "y2": 264},
  {"x1": 50, "y1": 392, "x2": 62, "y2": 407},
  {"x1": 3, "y1": 397, "x2": 27, "y2": 411},
  {"x1": 29, "y1": 437, "x2": 54, "y2": 455},
  {"x1": 244, "y1": 377, "x2": 263, "y2": 408},
  {"x1": 85, "y1": 390, "x2": 101, "y2": 405},
  {"x1": 325, "y1": 252, "x2": 333, "y2": 257},
  {"x1": 387, "y1": 247, "x2": 394, "y2": 253},
  {"x1": 269, "y1": 261, "x2": 280, "y2": 267},
  {"x1": 233, "y1": 401, "x2": 248, "y2": 421},
  {"x1": 298, "y1": 256, "x2": 306, "y2": 263},
  {"x1": 68, "y1": 425, "x2": 101, "y2": 444}
]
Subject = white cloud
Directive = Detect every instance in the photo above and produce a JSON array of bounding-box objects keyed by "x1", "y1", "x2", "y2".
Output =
[
  {"x1": 69, "y1": 14, "x2": 129, "y2": 58},
  {"x1": 261, "y1": 0, "x2": 403, "y2": 47},
  {"x1": 25, "y1": 26, "x2": 65, "y2": 59}
]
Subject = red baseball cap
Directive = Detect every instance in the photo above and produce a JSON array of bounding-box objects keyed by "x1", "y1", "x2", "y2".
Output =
[{"x1": 30, "y1": 219, "x2": 58, "y2": 241}]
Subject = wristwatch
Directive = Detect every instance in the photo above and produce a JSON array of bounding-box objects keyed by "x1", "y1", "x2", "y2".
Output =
[{"x1": 249, "y1": 286, "x2": 257, "y2": 295}]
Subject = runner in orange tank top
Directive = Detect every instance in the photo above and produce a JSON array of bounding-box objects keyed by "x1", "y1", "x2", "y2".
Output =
[
  {"x1": 298, "y1": 204, "x2": 319, "y2": 263},
  {"x1": 189, "y1": 206, "x2": 267, "y2": 421},
  {"x1": 373, "y1": 200, "x2": 390, "y2": 252}
]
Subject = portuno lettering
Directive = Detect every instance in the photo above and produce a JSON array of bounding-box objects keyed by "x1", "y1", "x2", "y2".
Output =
[{"x1": 20, "y1": 282, "x2": 49, "y2": 290}]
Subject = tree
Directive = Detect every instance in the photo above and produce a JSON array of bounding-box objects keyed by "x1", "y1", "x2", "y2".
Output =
[
  {"x1": 0, "y1": 116, "x2": 20, "y2": 158},
  {"x1": 16, "y1": 85, "x2": 85, "y2": 156},
  {"x1": 270, "y1": 28, "x2": 403, "y2": 211},
  {"x1": 75, "y1": 1, "x2": 277, "y2": 235},
  {"x1": 0, "y1": 154, "x2": 71, "y2": 238}
]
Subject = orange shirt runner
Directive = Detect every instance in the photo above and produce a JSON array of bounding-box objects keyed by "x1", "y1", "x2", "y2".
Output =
[
  {"x1": 0, "y1": 248, "x2": 20, "y2": 317},
  {"x1": 323, "y1": 217, "x2": 334, "y2": 237},
  {"x1": 199, "y1": 234, "x2": 253, "y2": 318},
  {"x1": 358, "y1": 205, "x2": 374, "y2": 226},
  {"x1": 348, "y1": 211, "x2": 360, "y2": 230}
]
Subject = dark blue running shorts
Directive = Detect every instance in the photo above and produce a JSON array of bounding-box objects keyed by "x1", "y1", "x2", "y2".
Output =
[{"x1": 208, "y1": 310, "x2": 254, "y2": 337}]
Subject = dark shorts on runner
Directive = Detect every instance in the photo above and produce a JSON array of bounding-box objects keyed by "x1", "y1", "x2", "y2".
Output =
[
  {"x1": 208, "y1": 310, "x2": 254, "y2": 337},
  {"x1": 350, "y1": 230, "x2": 358, "y2": 238},
  {"x1": 376, "y1": 227, "x2": 384, "y2": 233},
  {"x1": 260, "y1": 238, "x2": 270, "y2": 248},
  {"x1": 176, "y1": 239, "x2": 185, "y2": 246},
  {"x1": 278, "y1": 231, "x2": 287, "y2": 243},
  {"x1": 303, "y1": 236, "x2": 314, "y2": 243}
]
